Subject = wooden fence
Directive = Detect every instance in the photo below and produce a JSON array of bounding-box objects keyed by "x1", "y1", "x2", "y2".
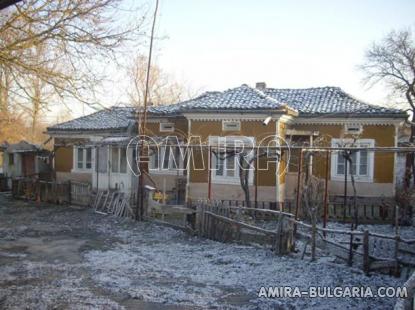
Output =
[
  {"x1": 195, "y1": 200, "x2": 415, "y2": 276},
  {"x1": 12, "y1": 178, "x2": 91, "y2": 207},
  {"x1": 294, "y1": 219, "x2": 415, "y2": 275},
  {"x1": 196, "y1": 201, "x2": 295, "y2": 255},
  {"x1": 0, "y1": 176, "x2": 10, "y2": 192},
  {"x1": 70, "y1": 181, "x2": 92, "y2": 206},
  {"x1": 204, "y1": 199, "x2": 396, "y2": 223}
]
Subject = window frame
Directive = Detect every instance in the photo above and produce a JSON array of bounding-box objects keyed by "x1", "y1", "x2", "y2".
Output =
[
  {"x1": 150, "y1": 145, "x2": 184, "y2": 175},
  {"x1": 344, "y1": 124, "x2": 363, "y2": 135},
  {"x1": 209, "y1": 136, "x2": 255, "y2": 185},
  {"x1": 73, "y1": 146, "x2": 94, "y2": 173},
  {"x1": 8, "y1": 153, "x2": 14, "y2": 166},
  {"x1": 110, "y1": 146, "x2": 128, "y2": 174},
  {"x1": 330, "y1": 139, "x2": 374, "y2": 182},
  {"x1": 222, "y1": 120, "x2": 241, "y2": 131},
  {"x1": 159, "y1": 122, "x2": 175, "y2": 132}
]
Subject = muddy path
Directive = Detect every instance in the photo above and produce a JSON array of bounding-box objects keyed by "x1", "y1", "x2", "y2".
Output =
[{"x1": 0, "y1": 194, "x2": 200, "y2": 309}]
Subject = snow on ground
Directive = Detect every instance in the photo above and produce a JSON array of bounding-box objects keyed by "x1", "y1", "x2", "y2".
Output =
[
  {"x1": 323, "y1": 222, "x2": 415, "y2": 265},
  {"x1": 0, "y1": 194, "x2": 408, "y2": 309},
  {"x1": 85, "y1": 219, "x2": 404, "y2": 309},
  {"x1": 257, "y1": 218, "x2": 415, "y2": 265}
]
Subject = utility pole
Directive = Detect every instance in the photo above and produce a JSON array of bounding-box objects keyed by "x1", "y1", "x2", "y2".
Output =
[{"x1": 136, "y1": 0, "x2": 160, "y2": 221}]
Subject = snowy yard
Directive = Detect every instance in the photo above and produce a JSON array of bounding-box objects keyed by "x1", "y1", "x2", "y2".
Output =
[{"x1": 0, "y1": 193, "x2": 408, "y2": 309}]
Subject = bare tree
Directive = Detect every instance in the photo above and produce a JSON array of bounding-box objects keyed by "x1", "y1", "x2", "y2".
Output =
[
  {"x1": 0, "y1": 0, "x2": 144, "y2": 108},
  {"x1": 0, "y1": 0, "x2": 145, "y2": 142},
  {"x1": 361, "y1": 28, "x2": 415, "y2": 185},
  {"x1": 128, "y1": 55, "x2": 185, "y2": 107},
  {"x1": 212, "y1": 143, "x2": 281, "y2": 209}
]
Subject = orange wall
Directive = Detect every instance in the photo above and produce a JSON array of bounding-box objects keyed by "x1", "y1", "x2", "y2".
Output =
[
  {"x1": 189, "y1": 120, "x2": 278, "y2": 186},
  {"x1": 289, "y1": 124, "x2": 395, "y2": 183}
]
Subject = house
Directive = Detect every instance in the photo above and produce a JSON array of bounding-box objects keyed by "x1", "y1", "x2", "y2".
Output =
[
  {"x1": 0, "y1": 141, "x2": 51, "y2": 188},
  {"x1": 46, "y1": 83, "x2": 407, "y2": 204}
]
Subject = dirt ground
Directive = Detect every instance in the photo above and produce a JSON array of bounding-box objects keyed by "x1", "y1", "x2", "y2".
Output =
[{"x1": 0, "y1": 193, "x2": 406, "y2": 309}]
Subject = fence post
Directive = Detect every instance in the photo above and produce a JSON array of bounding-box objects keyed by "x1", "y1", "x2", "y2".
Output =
[
  {"x1": 363, "y1": 230, "x2": 370, "y2": 275},
  {"x1": 394, "y1": 205, "x2": 400, "y2": 277},
  {"x1": 394, "y1": 235, "x2": 400, "y2": 277},
  {"x1": 347, "y1": 232, "x2": 354, "y2": 267},
  {"x1": 311, "y1": 218, "x2": 316, "y2": 261},
  {"x1": 36, "y1": 180, "x2": 40, "y2": 203},
  {"x1": 196, "y1": 204, "x2": 202, "y2": 236},
  {"x1": 274, "y1": 214, "x2": 283, "y2": 255},
  {"x1": 68, "y1": 180, "x2": 72, "y2": 205}
]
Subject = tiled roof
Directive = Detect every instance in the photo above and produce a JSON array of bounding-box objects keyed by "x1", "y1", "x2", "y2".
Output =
[
  {"x1": 149, "y1": 85, "x2": 404, "y2": 116},
  {"x1": 48, "y1": 85, "x2": 406, "y2": 132},
  {"x1": 48, "y1": 107, "x2": 135, "y2": 132},
  {"x1": 148, "y1": 84, "x2": 286, "y2": 114},
  {"x1": 264, "y1": 86, "x2": 403, "y2": 116}
]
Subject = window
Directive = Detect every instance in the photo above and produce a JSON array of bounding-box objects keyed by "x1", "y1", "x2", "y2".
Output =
[
  {"x1": 111, "y1": 147, "x2": 127, "y2": 173},
  {"x1": 209, "y1": 136, "x2": 255, "y2": 185},
  {"x1": 214, "y1": 152, "x2": 237, "y2": 178},
  {"x1": 8, "y1": 153, "x2": 14, "y2": 166},
  {"x1": 74, "y1": 147, "x2": 93, "y2": 171},
  {"x1": 331, "y1": 139, "x2": 374, "y2": 182},
  {"x1": 151, "y1": 145, "x2": 182, "y2": 174},
  {"x1": 344, "y1": 124, "x2": 363, "y2": 135},
  {"x1": 160, "y1": 122, "x2": 174, "y2": 132},
  {"x1": 222, "y1": 120, "x2": 241, "y2": 131}
]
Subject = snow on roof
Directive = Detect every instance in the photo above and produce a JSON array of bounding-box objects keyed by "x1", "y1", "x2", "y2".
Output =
[
  {"x1": 264, "y1": 86, "x2": 403, "y2": 116},
  {"x1": 47, "y1": 85, "x2": 406, "y2": 132},
  {"x1": 47, "y1": 107, "x2": 135, "y2": 132},
  {"x1": 147, "y1": 84, "x2": 287, "y2": 114},
  {"x1": 5, "y1": 141, "x2": 42, "y2": 153},
  {"x1": 149, "y1": 84, "x2": 404, "y2": 116}
]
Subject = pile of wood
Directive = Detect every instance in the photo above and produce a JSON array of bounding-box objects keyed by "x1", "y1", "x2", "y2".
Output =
[{"x1": 92, "y1": 190, "x2": 134, "y2": 219}]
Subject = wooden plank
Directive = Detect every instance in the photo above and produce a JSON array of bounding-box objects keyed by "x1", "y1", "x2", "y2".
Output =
[{"x1": 205, "y1": 211, "x2": 277, "y2": 237}]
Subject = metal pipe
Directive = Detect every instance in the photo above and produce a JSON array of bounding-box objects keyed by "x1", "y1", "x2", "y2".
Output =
[
  {"x1": 294, "y1": 149, "x2": 303, "y2": 221},
  {"x1": 255, "y1": 157, "x2": 258, "y2": 208},
  {"x1": 343, "y1": 152, "x2": 348, "y2": 221},
  {"x1": 208, "y1": 146, "x2": 212, "y2": 200},
  {"x1": 323, "y1": 150, "x2": 330, "y2": 237},
  {"x1": 54, "y1": 142, "x2": 415, "y2": 153}
]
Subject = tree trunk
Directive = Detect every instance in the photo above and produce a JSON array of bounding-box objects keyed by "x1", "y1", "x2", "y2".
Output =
[
  {"x1": 239, "y1": 154, "x2": 251, "y2": 208},
  {"x1": 31, "y1": 77, "x2": 42, "y2": 141}
]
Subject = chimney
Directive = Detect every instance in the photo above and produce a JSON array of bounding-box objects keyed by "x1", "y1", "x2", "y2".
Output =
[{"x1": 255, "y1": 82, "x2": 266, "y2": 90}]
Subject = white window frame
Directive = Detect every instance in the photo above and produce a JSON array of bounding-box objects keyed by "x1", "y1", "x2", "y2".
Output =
[
  {"x1": 72, "y1": 146, "x2": 94, "y2": 173},
  {"x1": 331, "y1": 139, "x2": 374, "y2": 182},
  {"x1": 160, "y1": 122, "x2": 175, "y2": 132},
  {"x1": 222, "y1": 120, "x2": 241, "y2": 131},
  {"x1": 209, "y1": 136, "x2": 255, "y2": 185},
  {"x1": 150, "y1": 145, "x2": 184, "y2": 175},
  {"x1": 344, "y1": 124, "x2": 363, "y2": 135},
  {"x1": 110, "y1": 146, "x2": 128, "y2": 174}
]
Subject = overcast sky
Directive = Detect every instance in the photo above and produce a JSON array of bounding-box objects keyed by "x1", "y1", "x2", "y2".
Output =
[{"x1": 56, "y1": 0, "x2": 415, "y2": 120}]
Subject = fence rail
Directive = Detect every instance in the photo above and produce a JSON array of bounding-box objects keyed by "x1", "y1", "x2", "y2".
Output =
[
  {"x1": 204, "y1": 199, "x2": 396, "y2": 223},
  {"x1": 12, "y1": 178, "x2": 91, "y2": 207},
  {"x1": 196, "y1": 201, "x2": 295, "y2": 255},
  {"x1": 195, "y1": 199, "x2": 415, "y2": 276}
]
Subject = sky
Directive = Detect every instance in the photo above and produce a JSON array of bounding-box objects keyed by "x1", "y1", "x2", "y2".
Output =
[{"x1": 57, "y1": 0, "x2": 415, "y2": 120}]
